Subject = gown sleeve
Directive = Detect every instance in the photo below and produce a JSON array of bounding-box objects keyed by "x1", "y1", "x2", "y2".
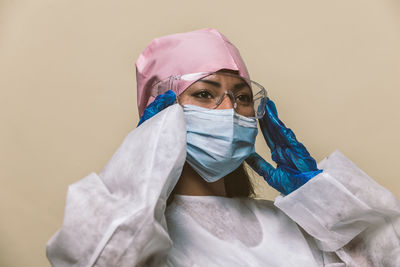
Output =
[
  {"x1": 274, "y1": 150, "x2": 400, "y2": 266},
  {"x1": 46, "y1": 104, "x2": 187, "y2": 267}
]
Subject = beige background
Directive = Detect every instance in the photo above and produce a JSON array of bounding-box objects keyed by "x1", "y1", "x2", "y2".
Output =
[{"x1": 1, "y1": 0, "x2": 399, "y2": 266}]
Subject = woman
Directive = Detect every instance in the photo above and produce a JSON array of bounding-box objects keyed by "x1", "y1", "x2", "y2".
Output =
[{"x1": 46, "y1": 28, "x2": 400, "y2": 266}]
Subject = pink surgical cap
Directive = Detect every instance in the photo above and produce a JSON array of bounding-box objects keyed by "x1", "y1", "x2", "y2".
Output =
[{"x1": 135, "y1": 28, "x2": 250, "y2": 117}]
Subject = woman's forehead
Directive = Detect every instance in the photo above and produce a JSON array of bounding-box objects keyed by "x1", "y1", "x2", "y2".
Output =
[
  {"x1": 193, "y1": 79, "x2": 250, "y2": 91},
  {"x1": 196, "y1": 72, "x2": 248, "y2": 84}
]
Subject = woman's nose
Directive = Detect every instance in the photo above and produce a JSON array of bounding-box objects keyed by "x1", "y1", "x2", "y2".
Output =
[{"x1": 216, "y1": 94, "x2": 234, "y2": 109}]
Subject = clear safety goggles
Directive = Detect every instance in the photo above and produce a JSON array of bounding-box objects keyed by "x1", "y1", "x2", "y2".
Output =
[{"x1": 151, "y1": 71, "x2": 268, "y2": 118}]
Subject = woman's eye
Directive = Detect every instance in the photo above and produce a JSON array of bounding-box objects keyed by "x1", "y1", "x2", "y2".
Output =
[
  {"x1": 193, "y1": 90, "x2": 214, "y2": 99},
  {"x1": 236, "y1": 94, "x2": 252, "y2": 104}
]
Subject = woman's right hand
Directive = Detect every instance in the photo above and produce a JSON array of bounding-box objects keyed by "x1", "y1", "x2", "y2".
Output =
[{"x1": 137, "y1": 90, "x2": 177, "y2": 127}]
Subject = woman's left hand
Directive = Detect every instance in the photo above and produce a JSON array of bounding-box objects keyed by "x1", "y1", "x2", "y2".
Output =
[{"x1": 245, "y1": 98, "x2": 323, "y2": 195}]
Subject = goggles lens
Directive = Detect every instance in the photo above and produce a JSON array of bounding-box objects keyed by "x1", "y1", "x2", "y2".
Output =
[{"x1": 152, "y1": 72, "x2": 267, "y2": 118}]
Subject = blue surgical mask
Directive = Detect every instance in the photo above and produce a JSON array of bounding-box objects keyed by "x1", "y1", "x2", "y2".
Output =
[{"x1": 183, "y1": 104, "x2": 258, "y2": 183}]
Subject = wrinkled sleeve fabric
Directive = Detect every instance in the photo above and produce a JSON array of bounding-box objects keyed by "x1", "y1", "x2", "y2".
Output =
[
  {"x1": 275, "y1": 150, "x2": 400, "y2": 266},
  {"x1": 46, "y1": 104, "x2": 187, "y2": 267}
]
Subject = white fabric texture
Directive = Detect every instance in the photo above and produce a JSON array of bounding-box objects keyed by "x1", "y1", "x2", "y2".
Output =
[
  {"x1": 46, "y1": 104, "x2": 400, "y2": 267},
  {"x1": 46, "y1": 104, "x2": 187, "y2": 267}
]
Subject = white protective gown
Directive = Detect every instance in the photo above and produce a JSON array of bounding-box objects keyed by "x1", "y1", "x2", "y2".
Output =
[{"x1": 46, "y1": 104, "x2": 400, "y2": 267}]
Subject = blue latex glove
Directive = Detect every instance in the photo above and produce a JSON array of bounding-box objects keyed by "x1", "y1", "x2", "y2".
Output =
[
  {"x1": 137, "y1": 90, "x2": 177, "y2": 127},
  {"x1": 245, "y1": 98, "x2": 323, "y2": 195}
]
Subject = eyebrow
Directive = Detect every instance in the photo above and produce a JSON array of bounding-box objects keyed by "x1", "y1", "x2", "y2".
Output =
[
  {"x1": 197, "y1": 79, "x2": 249, "y2": 91},
  {"x1": 197, "y1": 79, "x2": 221, "y2": 87}
]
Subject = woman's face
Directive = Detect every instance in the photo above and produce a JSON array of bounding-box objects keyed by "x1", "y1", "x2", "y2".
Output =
[{"x1": 178, "y1": 71, "x2": 256, "y2": 117}]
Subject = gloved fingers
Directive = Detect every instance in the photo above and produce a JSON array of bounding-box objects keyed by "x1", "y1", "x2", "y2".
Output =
[
  {"x1": 260, "y1": 98, "x2": 321, "y2": 172},
  {"x1": 258, "y1": 113, "x2": 276, "y2": 151},
  {"x1": 259, "y1": 98, "x2": 295, "y2": 164},
  {"x1": 244, "y1": 156, "x2": 301, "y2": 195},
  {"x1": 245, "y1": 153, "x2": 322, "y2": 195},
  {"x1": 245, "y1": 152, "x2": 286, "y2": 193},
  {"x1": 259, "y1": 99, "x2": 291, "y2": 151},
  {"x1": 245, "y1": 152, "x2": 275, "y2": 180},
  {"x1": 271, "y1": 146, "x2": 297, "y2": 169},
  {"x1": 264, "y1": 98, "x2": 315, "y2": 155},
  {"x1": 268, "y1": 134, "x2": 320, "y2": 172},
  {"x1": 258, "y1": 100, "x2": 295, "y2": 166},
  {"x1": 137, "y1": 90, "x2": 177, "y2": 127},
  {"x1": 264, "y1": 98, "x2": 299, "y2": 147},
  {"x1": 276, "y1": 146, "x2": 320, "y2": 172}
]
